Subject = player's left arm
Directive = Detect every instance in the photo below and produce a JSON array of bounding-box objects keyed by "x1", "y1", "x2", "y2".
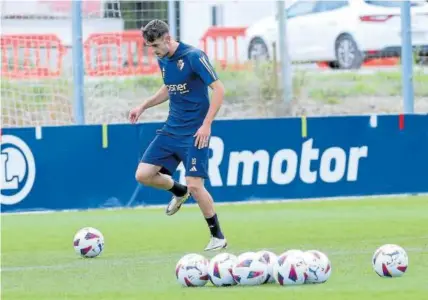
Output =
[
  {"x1": 204, "y1": 79, "x2": 225, "y2": 126},
  {"x1": 190, "y1": 52, "x2": 225, "y2": 148}
]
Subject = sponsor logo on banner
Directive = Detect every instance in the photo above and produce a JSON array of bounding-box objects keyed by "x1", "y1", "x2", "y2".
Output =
[
  {"x1": 178, "y1": 137, "x2": 368, "y2": 187},
  {"x1": 1, "y1": 135, "x2": 36, "y2": 205}
]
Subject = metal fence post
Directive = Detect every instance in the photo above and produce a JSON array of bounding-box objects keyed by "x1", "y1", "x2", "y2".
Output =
[
  {"x1": 72, "y1": 0, "x2": 86, "y2": 124},
  {"x1": 400, "y1": 0, "x2": 415, "y2": 113},
  {"x1": 277, "y1": 0, "x2": 293, "y2": 103}
]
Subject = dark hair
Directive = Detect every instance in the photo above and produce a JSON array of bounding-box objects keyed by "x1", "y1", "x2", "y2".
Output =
[{"x1": 141, "y1": 19, "x2": 169, "y2": 43}]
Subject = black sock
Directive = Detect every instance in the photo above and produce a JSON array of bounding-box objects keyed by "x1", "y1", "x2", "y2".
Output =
[
  {"x1": 168, "y1": 181, "x2": 188, "y2": 197},
  {"x1": 205, "y1": 214, "x2": 224, "y2": 239}
]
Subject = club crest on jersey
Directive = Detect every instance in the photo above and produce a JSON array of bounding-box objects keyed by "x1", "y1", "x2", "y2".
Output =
[{"x1": 177, "y1": 59, "x2": 184, "y2": 71}]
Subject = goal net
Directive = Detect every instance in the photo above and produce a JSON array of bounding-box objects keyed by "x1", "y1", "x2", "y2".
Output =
[{"x1": 1, "y1": 0, "x2": 172, "y2": 128}]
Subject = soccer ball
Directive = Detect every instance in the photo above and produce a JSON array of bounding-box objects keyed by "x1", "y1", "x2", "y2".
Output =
[
  {"x1": 274, "y1": 251, "x2": 308, "y2": 286},
  {"x1": 238, "y1": 251, "x2": 256, "y2": 261},
  {"x1": 175, "y1": 253, "x2": 210, "y2": 287},
  {"x1": 272, "y1": 249, "x2": 303, "y2": 281},
  {"x1": 256, "y1": 250, "x2": 278, "y2": 283},
  {"x1": 283, "y1": 249, "x2": 304, "y2": 257},
  {"x1": 232, "y1": 252, "x2": 268, "y2": 285},
  {"x1": 372, "y1": 244, "x2": 408, "y2": 278},
  {"x1": 208, "y1": 252, "x2": 238, "y2": 287},
  {"x1": 73, "y1": 227, "x2": 104, "y2": 258},
  {"x1": 303, "y1": 250, "x2": 332, "y2": 284}
]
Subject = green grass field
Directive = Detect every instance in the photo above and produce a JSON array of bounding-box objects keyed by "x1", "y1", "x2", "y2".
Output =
[{"x1": 2, "y1": 196, "x2": 428, "y2": 300}]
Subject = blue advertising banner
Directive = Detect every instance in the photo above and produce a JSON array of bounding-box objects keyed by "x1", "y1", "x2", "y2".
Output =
[{"x1": 1, "y1": 114, "x2": 427, "y2": 213}]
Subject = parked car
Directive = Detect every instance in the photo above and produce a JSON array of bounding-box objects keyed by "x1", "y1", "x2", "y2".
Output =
[{"x1": 245, "y1": 0, "x2": 428, "y2": 69}]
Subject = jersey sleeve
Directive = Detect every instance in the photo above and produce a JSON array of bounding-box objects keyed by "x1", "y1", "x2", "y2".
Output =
[
  {"x1": 157, "y1": 58, "x2": 166, "y2": 84},
  {"x1": 189, "y1": 51, "x2": 219, "y2": 86}
]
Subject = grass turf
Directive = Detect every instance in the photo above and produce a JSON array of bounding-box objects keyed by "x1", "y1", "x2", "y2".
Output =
[{"x1": 2, "y1": 195, "x2": 428, "y2": 299}]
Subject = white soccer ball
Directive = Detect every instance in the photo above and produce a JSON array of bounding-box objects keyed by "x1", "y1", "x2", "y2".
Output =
[
  {"x1": 372, "y1": 244, "x2": 408, "y2": 278},
  {"x1": 175, "y1": 253, "x2": 210, "y2": 287},
  {"x1": 232, "y1": 252, "x2": 268, "y2": 285},
  {"x1": 73, "y1": 227, "x2": 104, "y2": 258},
  {"x1": 303, "y1": 250, "x2": 332, "y2": 284},
  {"x1": 273, "y1": 249, "x2": 303, "y2": 281},
  {"x1": 238, "y1": 251, "x2": 256, "y2": 261},
  {"x1": 283, "y1": 249, "x2": 305, "y2": 257},
  {"x1": 274, "y1": 251, "x2": 308, "y2": 286},
  {"x1": 208, "y1": 253, "x2": 238, "y2": 287},
  {"x1": 256, "y1": 250, "x2": 278, "y2": 283}
]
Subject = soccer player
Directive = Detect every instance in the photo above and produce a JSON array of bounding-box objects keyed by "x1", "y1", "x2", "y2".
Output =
[{"x1": 129, "y1": 19, "x2": 227, "y2": 251}]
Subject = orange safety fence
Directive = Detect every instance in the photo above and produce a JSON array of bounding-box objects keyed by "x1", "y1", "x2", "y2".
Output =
[
  {"x1": 83, "y1": 30, "x2": 158, "y2": 76},
  {"x1": 200, "y1": 27, "x2": 248, "y2": 70},
  {"x1": 1, "y1": 31, "x2": 159, "y2": 79},
  {"x1": 1, "y1": 28, "x2": 402, "y2": 79},
  {"x1": 1, "y1": 34, "x2": 67, "y2": 79}
]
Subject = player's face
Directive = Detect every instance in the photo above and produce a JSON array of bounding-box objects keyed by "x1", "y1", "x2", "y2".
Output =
[{"x1": 147, "y1": 34, "x2": 171, "y2": 58}]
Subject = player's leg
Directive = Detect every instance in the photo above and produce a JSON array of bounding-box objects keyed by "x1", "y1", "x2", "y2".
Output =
[
  {"x1": 185, "y1": 142, "x2": 227, "y2": 251},
  {"x1": 186, "y1": 177, "x2": 215, "y2": 218},
  {"x1": 164, "y1": 170, "x2": 191, "y2": 215},
  {"x1": 136, "y1": 135, "x2": 188, "y2": 198},
  {"x1": 186, "y1": 176, "x2": 227, "y2": 251},
  {"x1": 135, "y1": 162, "x2": 173, "y2": 190}
]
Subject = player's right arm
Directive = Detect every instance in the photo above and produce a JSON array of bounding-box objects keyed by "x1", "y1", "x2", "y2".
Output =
[
  {"x1": 141, "y1": 84, "x2": 169, "y2": 110},
  {"x1": 129, "y1": 85, "x2": 169, "y2": 123}
]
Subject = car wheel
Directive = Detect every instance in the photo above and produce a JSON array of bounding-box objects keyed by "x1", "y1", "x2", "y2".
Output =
[
  {"x1": 248, "y1": 38, "x2": 270, "y2": 61},
  {"x1": 334, "y1": 35, "x2": 363, "y2": 69}
]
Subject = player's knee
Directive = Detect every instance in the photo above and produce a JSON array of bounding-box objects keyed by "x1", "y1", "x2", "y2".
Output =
[
  {"x1": 135, "y1": 168, "x2": 154, "y2": 185},
  {"x1": 186, "y1": 177, "x2": 204, "y2": 197}
]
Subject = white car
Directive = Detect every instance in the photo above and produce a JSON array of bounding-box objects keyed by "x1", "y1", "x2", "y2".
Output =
[{"x1": 245, "y1": 0, "x2": 428, "y2": 69}]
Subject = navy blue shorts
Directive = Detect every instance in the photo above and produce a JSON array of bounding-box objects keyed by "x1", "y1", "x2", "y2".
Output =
[{"x1": 141, "y1": 132, "x2": 210, "y2": 178}]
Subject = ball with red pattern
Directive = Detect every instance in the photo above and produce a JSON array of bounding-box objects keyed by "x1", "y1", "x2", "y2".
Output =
[
  {"x1": 208, "y1": 252, "x2": 238, "y2": 287},
  {"x1": 256, "y1": 250, "x2": 278, "y2": 284},
  {"x1": 372, "y1": 244, "x2": 408, "y2": 278},
  {"x1": 73, "y1": 227, "x2": 104, "y2": 258},
  {"x1": 237, "y1": 251, "x2": 256, "y2": 261},
  {"x1": 175, "y1": 253, "x2": 210, "y2": 287},
  {"x1": 232, "y1": 252, "x2": 268, "y2": 286},
  {"x1": 303, "y1": 250, "x2": 332, "y2": 284},
  {"x1": 274, "y1": 252, "x2": 308, "y2": 286}
]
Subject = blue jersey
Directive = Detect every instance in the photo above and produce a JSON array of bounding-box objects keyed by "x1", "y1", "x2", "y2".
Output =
[{"x1": 157, "y1": 42, "x2": 218, "y2": 136}]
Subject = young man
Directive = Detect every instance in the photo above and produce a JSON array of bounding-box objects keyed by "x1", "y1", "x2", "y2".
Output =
[{"x1": 129, "y1": 19, "x2": 227, "y2": 251}]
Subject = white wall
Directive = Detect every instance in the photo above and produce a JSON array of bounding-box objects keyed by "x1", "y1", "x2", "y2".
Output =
[
  {"x1": 0, "y1": 0, "x2": 105, "y2": 18},
  {"x1": 180, "y1": 0, "x2": 276, "y2": 48}
]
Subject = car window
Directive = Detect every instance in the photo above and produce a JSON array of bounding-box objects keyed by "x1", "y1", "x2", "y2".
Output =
[
  {"x1": 316, "y1": 0, "x2": 348, "y2": 12},
  {"x1": 364, "y1": 0, "x2": 425, "y2": 7},
  {"x1": 286, "y1": 1, "x2": 317, "y2": 18}
]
